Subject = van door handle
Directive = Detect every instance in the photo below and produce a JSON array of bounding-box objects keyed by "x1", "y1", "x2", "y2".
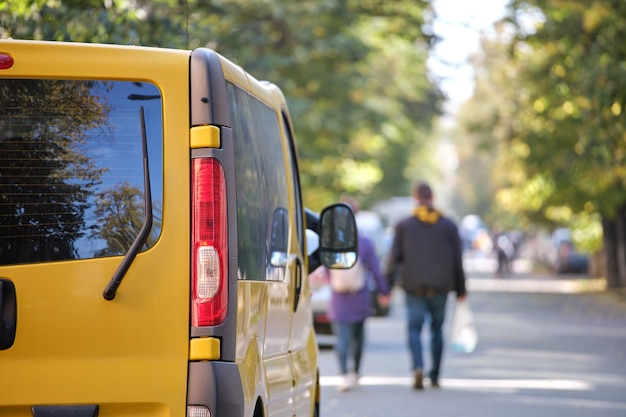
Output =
[
  {"x1": 293, "y1": 260, "x2": 302, "y2": 312},
  {"x1": 0, "y1": 279, "x2": 17, "y2": 350}
]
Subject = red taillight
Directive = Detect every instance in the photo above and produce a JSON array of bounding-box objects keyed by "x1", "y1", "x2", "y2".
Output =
[
  {"x1": 0, "y1": 53, "x2": 14, "y2": 70},
  {"x1": 191, "y1": 158, "x2": 228, "y2": 326}
]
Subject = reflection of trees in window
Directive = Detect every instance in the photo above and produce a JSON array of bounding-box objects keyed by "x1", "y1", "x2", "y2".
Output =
[
  {"x1": 92, "y1": 182, "x2": 161, "y2": 256},
  {"x1": 0, "y1": 80, "x2": 107, "y2": 265}
]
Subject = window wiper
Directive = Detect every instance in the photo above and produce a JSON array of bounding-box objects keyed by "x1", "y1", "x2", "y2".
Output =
[{"x1": 103, "y1": 106, "x2": 154, "y2": 300}]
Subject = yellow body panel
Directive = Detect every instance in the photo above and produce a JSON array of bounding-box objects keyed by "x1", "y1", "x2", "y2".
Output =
[{"x1": 0, "y1": 40, "x2": 191, "y2": 416}]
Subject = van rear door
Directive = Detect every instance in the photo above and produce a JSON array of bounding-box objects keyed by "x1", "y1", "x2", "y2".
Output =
[{"x1": 0, "y1": 41, "x2": 191, "y2": 417}]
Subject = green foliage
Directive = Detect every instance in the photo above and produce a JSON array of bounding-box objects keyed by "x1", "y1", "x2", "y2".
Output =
[
  {"x1": 508, "y1": 0, "x2": 626, "y2": 249},
  {"x1": 504, "y1": 0, "x2": 626, "y2": 249},
  {"x1": 2, "y1": 0, "x2": 441, "y2": 212},
  {"x1": 456, "y1": 0, "x2": 626, "y2": 254}
]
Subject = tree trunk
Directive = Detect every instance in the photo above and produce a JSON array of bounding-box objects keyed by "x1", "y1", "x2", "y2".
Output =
[
  {"x1": 589, "y1": 249, "x2": 605, "y2": 279},
  {"x1": 603, "y1": 206, "x2": 626, "y2": 288},
  {"x1": 616, "y1": 205, "x2": 626, "y2": 287},
  {"x1": 603, "y1": 216, "x2": 619, "y2": 288}
]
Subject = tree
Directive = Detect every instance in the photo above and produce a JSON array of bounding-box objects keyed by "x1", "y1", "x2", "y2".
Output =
[
  {"x1": 0, "y1": 0, "x2": 189, "y2": 46},
  {"x1": 185, "y1": 0, "x2": 442, "y2": 209},
  {"x1": 492, "y1": 0, "x2": 626, "y2": 286},
  {"x1": 3, "y1": 0, "x2": 442, "y2": 211}
]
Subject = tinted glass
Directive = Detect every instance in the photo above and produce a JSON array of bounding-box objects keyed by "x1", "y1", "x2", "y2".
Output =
[
  {"x1": 227, "y1": 83, "x2": 289, "y2": 281},
  {"x1": 0, "y1": 79, "x2": 163, "y2": 266},
  {"x1": 320, "y1": 204, "x2": 358, "y2": 249},
  {"x1": 281, "y1": 114, "x2": 304, "y2": 253}
]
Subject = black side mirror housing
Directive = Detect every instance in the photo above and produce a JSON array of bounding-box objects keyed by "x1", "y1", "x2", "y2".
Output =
[{"x1": 305, "y1": 203, "x2": 358, "y2": 273}]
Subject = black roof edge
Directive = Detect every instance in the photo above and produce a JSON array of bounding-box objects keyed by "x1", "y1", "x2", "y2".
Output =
[{"x1": 190, "y1": 48, "x2": 230, "y2": 128}]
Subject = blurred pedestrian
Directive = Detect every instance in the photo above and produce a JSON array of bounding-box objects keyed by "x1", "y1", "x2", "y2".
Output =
[
  {"x1": 328, "y1": 196, "x2": 391, "y2": 392},
  {"x1": 385, "y1": 181, "x2": 466, "y2": 390},
  {"x1": 493, "y1": 229, "x2": 515, "y2": 278}
]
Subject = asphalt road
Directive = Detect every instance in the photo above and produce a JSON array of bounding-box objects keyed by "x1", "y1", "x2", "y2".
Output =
[{"x1": 316, "y1": 269, "x2": 626, "y2": 417}]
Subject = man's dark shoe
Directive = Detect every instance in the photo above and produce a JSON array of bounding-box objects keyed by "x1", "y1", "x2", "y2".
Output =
[
  {"x1": 413, "y1": 369, "x2": 423, "y2": 390},
  {"x1": 430, "y1": 379, "x2": 440, "y2": 388}
]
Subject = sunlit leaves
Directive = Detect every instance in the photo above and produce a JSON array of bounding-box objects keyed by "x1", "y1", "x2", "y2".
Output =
[
  {"x1": 497, "y1": 174, "x2": 555, "y2": 212},
  {"x1": 582, "y1": 2, "x2": 610, "y2": 33},
  {"x1": 4, "y1": 0, "x2": 440, "y2": 211},
  {"x1": 489, "y1": 0, "x2": 626, "y2": 256},
  {"x1": 337, "y1": 159, "x2": 383, "y2": 194}
]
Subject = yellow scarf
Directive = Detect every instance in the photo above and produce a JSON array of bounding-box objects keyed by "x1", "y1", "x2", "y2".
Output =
[{"x1": 412, "y1": 205, "x2": 440, "y2": 224}]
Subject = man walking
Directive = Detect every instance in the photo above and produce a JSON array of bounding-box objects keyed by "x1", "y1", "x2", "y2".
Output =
[{"x1": 385, "y1": 181, "x2": 466, "y2": 390}]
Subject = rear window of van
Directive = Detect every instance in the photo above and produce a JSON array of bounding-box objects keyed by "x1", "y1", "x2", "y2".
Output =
[{"x1": 0, "y1": 79, "x2": 163, "y2": 266}]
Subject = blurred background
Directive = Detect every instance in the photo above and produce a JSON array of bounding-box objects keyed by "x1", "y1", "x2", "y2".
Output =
[{"x1": 3, "y1": 0, "x2": 625, "y2": 288}]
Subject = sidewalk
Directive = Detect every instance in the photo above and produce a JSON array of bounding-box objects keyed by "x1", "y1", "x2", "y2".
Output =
[
  {"x1": 467, "y1": 271, "x2": 608, "y2": 294},
  {"x1": 463, "y1": 251, "x2": 609, "y2": 295}
]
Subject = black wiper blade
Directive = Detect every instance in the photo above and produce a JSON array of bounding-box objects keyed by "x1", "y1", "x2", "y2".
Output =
[{"x1": 103, "y1": 106, "x2": 154, "y2": 300}]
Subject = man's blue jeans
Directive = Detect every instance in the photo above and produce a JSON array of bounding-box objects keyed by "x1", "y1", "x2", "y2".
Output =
[
  {"x1": 332, "y1": 321, "x2": 365, "y2": 375},
  {"x1": 405, "y1": 292, "x2": 448, "y2": 382}
]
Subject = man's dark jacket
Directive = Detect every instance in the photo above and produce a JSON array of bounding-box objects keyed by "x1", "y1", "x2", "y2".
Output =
[{"x1": 385, "y1": 208, "x2": 466, "y2": 297}]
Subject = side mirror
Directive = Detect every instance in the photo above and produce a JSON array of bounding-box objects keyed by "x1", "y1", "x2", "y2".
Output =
[
  {"x1": 305, "y1": 203, "x2": 358, "y2": 273},
  {"x1": 319, "y1": 204, "x2": 358, "y2": 268}
]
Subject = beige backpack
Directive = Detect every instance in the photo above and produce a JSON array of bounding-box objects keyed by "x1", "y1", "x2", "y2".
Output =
[{"x1": 329, "y1": 259, "x2": 366, "y2": 293}]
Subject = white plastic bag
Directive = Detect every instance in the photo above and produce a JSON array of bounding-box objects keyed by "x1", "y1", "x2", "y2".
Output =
[{"x1": 450, "y1": 299, "x2": 478, "y2": 353}]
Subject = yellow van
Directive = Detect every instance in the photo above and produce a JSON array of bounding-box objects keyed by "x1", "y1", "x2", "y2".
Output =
[{"x1": 0, "y1": 40, "x2": 358, "y2": 417}]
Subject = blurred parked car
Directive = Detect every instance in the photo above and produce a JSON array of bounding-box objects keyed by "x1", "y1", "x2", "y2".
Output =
[
  {"x1": 309, "y1": 266, "x2": 333, "y2": 337},
  {"x1": 549, "y1": 228, "x2": 589, "y2": 274},
  {"x1": 307, "y1": 230, "x2": 335, "y2": 347},
  {"x1": 460, "y1": 214, "x2": 492, "y2": 254}
]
